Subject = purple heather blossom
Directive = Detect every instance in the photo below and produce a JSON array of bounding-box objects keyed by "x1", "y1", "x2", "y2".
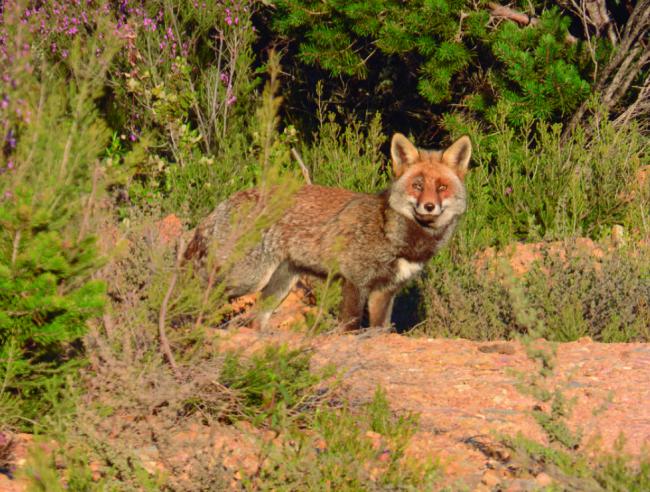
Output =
[
  {"x1": 143, "y1": 17, "x2": 156, "y2": 31},
  {"x1": 6, "y1": 130, "x2": 16, "y2": 149}
]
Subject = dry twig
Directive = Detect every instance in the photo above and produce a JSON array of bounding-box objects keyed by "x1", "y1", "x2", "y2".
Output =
[
  {"x1": 488, "y1": 2, "x2": 578, "y2": 43},
  {"x1": 291, "y1": 147, "x2": 312, "y2": 185},
  {"x1": 159, "y1": 238, "x2": 184, "y2": 380}
]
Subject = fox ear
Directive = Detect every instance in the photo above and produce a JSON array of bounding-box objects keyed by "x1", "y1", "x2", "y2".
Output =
[
  {"x1": 442, "y1": 135, "x2": 472, "y2": 180},
  {"x1": 391, "y1": 133, "x2": 419, "y2": 178}
]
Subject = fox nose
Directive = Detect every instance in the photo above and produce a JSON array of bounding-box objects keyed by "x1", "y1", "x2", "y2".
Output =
[{"x1": 424, "y1": 202, "x2": 435, "y2": 213}]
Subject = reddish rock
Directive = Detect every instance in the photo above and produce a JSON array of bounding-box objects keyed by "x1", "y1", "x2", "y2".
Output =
[
  {"x1": 158, "y1": 214, "x2": 183, "y2": 245},
  {"x1": 475, "y1": 238, "x2": 604, "y2": 276},
  {"x1": 535, "y1": 472, "x2": 553, "y2": 487},
  {"x1": 481, "y1": 469, "x2": 500, "y2": 487}
]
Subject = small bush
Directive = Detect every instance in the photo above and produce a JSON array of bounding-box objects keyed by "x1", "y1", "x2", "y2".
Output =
[
  {"x1": 250, "y1": 387, "x2": 440, "y2": 491},
  {"x1": 445, "y1": 111, "x2": 649, "y2": 254},
  {"x1": 298, "y1": 107, "x2": 388, "y2": 193},
  {"x1": 218, "y1": 344, "x2": 335, "y2": 428},
  {"x1": 421, "y1": 241, "x2": 650, "y2": 342}
]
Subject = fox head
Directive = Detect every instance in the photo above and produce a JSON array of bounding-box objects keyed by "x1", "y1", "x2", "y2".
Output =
[{"x1": 388, "y1": 133, "x2": 471, "y2": 230}]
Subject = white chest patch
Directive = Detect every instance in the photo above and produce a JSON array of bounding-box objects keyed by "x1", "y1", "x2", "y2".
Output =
[{"x1": 395, "y1": 258, "x2": 424, "y2": 283}]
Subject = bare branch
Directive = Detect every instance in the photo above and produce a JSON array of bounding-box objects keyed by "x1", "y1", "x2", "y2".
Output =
[
  {"x1": 563, "y1": 0, "x2": 650, "y2": 137},
  {"x1": 11, "y1": 230, "x2": 21, "y2": 266},
  {"x1": 77, "y1": 161, "x2": 101, "y2": 243},
  {"x1": 291, "y1": 147, "x2": 312, "y2": 185},
  {"x1": 159, "y1": 238, "x2": 184, "y2": 380},
  {"x1": 488, "y1": 2, "x2": 578, "y2": 43}
]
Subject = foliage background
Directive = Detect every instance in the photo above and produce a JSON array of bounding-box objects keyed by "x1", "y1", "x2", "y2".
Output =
[{"x1": 0, "y1": 0, "x2": 648, "y2": 488}]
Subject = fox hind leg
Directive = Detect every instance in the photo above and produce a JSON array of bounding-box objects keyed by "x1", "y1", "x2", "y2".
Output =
[
  {"x1": 339, "y1": 280, "x2": 367, "y2": 331},
  {"x1": 252, "y1": 260, "x2": 299, "y2": 330},
  {"x1": 368, "y1": 290, "x2": 396, "y2": 328}
]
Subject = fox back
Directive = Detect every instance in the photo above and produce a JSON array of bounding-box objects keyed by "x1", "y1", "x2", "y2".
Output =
[{"x1": 185, "y1": 133, "x2": 471, "y2": 330}]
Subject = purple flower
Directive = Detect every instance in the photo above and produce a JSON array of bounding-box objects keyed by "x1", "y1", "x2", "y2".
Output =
[
  {"x1": 67, "y1": 26, "x2": 78, "y2": 35},
  {"x1": 143, "y1": 17, "x2": 156, "y2": 31},
  {"x1": 6, "y1": 130, "x2": 16, "y2": 149},
  {"x1": 220, "y1": 72, "x2": 229, "y2": 84},
  {"x1": 4, "y1": 191, "x2": 12, "y2": 199},
  {"x1": 505, "y1": 186, "x2": 513, "y2": 196},
  {"x1": 1, "y1": 96, "x2": 8, "y2": 110},
  {"x1": 226, "y1": 94, "x2": 237, "y2": 106},
  {"x1": 7, "y1": 160, "x2": 14, "y2": 169}
]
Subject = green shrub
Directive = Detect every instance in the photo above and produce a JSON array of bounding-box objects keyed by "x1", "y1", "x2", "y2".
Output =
[
  {"x1": 268, "y1": 0, "x2": 598, "y2": 133},
  {"x1": 219, "y1": 344, "x2": 334, "y2": 428},
  {"x1": 298, "y1": 108, "x2": 388, "y2": 193},
  {"x1": 445, "y1": 111, "x2": 649, "y2": 254},
  {"x1": 250, "y1": 387, "x2": 440, "y2": 491},
  {"x1": 421, "y1": 241, "x2": 650, "y2": 342},
  {"x1": 0, "y1": 5, "x2": 116, "y2": 428}
]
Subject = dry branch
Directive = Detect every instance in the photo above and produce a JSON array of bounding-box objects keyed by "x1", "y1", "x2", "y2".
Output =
[
  {"x1": 159, "y1": 238, "x2": 184, "y2": 380},
  {"x1": 291, "y1": 147, "x2": 312, "y2": 185},
  {"x1": 488, "y1": 2, "x2": 578, "y2": 43},
  {"x1": 564, "y1": 0, "x2": 650, "y2": 137}
]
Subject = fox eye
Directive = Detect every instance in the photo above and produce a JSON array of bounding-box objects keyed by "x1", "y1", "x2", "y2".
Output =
[
  {"x1": 412, "y1": 181, "x2": 423, "y2": 192},
  {"x1": 437, "y1": 185, "x2": 447, "y2": 192}
]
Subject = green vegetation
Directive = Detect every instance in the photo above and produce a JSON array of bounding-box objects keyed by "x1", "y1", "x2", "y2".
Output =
[
  {"x1": 271, "y1": 1, "x2": 594, "y2": 128},
  {"x1": 0, "y1": 0, "x2": 648, "y2": 488},
  {"x1": 423, "y1": 240, "x2": 650, "y2": 341},
  {"x1": 250, "y1": 387, "x2": 439, "y2": 491}
]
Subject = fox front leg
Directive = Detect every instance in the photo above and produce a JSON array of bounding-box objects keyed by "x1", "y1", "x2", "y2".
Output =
[
  {"x1": 339, "y1": 280, "x2": 367, "y2": 331},
  {"x1": 368, "y1": 289, "x2": 396, "y2": 328}
]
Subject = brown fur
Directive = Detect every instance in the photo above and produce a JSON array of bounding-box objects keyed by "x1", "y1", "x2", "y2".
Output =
[{"x1": 185, "y1": 133, "x2": 472, "y2": 330}]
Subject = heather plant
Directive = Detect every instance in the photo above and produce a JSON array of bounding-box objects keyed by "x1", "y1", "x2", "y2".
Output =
[{"x1": 105, "y1": 0, "x2": 260, "y2": 221}]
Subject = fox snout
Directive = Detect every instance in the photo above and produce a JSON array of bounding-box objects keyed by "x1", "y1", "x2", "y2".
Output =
[{"x1": 417, "y1": 200, "x2": 443, "y2": 217}]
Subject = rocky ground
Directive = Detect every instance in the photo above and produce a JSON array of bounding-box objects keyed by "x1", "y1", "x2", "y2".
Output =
[
  {"x1": 217, "y1": 321, "x2": 650, "y2": 490},
  {"x1": 3, "y1": 297, "x2": 650, "y2": 490}
]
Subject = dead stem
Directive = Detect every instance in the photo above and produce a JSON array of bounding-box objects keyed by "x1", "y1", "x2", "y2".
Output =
[
  {"x1": 291, "y1": 147, "x2": 312, "y2": 185},
  {"x1": 159, "y1": 237, "x2": 184, "y2": 380}
]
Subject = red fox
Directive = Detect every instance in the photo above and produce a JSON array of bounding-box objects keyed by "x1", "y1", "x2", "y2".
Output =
[{"x1": 184, "y1": 133, "x2": 471, "y2": 330}]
